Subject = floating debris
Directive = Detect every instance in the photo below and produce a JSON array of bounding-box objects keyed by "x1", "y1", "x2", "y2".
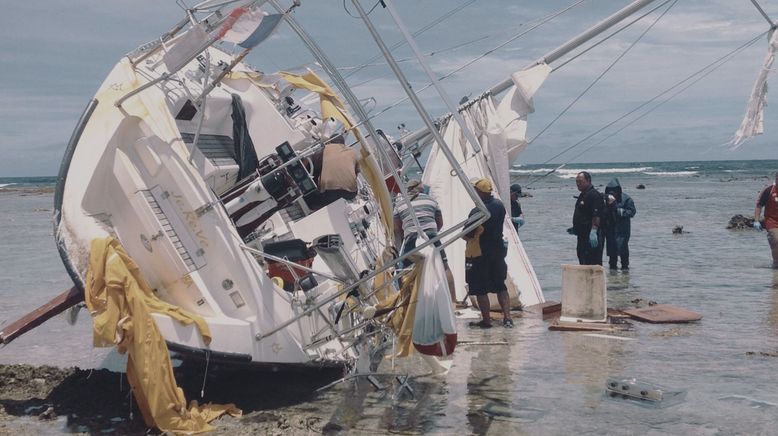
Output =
[
  {"x1": 636, "y1": 184, "x2": 646, "y2": 189},
  {"x1": 672, "y1": 225, "x2": 685, "y2": 234},
  {"x1": 605, "y1": 378, "x2": 686, "y2": 408}
]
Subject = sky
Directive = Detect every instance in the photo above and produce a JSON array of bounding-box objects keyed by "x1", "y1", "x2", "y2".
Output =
[{"x1": 1, "y1": 0, "x2": 778, "y2": 176}]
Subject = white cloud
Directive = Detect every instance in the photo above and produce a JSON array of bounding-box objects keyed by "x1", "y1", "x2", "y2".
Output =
[{"x1": 2, "y1": 0, "x2": 777, "y2": 176}]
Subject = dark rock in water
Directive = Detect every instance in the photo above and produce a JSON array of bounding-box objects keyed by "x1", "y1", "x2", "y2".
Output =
[
  {"x1": 672, "y1": 225, "x2": 684, "y2": 235},
  {"x1": 728, "y1": 214, "x2": 758, "y2": 230},
  {"x1": 636, "y1": 184, "x2": 646, "y2": 189}
]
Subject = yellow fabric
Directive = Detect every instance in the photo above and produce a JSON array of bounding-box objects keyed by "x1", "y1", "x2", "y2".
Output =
[
  {"x1": 376, "y1": 257, "x2": 424, "y2": 358},
  {"x1": 85, "y1": 236, "x2": 240, "y2": 433},
  {"x1": 278, "y1": 70, "x2": 397, "y2": 301},
  {"x1": 277, "y1": 70, "x2": 393, "y2": 235},
  {"x1": 226, "y1": 70, "x2": 276, "y2": 89},
  {"x1": 465, "y1": 226, "x2": 484, "y2": 258}
]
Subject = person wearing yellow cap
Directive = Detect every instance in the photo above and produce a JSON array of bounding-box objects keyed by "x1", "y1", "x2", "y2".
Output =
[{"x1": 463, "y1": 178, "x2": 513, "y2": 328}]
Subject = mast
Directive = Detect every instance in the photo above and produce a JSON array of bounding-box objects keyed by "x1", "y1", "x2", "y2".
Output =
[{"x1": 400, "y1": 0, "x2": 661, "y2": 147}]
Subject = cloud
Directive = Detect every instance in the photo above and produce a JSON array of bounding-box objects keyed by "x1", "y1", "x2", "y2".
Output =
[{"x1": 2, "y1": 0, "x2": 777, "y2": 176}]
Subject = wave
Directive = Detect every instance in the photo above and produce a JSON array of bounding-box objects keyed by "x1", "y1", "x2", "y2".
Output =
[
  {"x1": 643, "y1": 171, "x2": 698, "y2": 176},
  {"x1": 0, "y1": 183, "x2": 15, "y2": 189},
  {"x1": 510, "y1": 167, "x2": 654, "y2": 179}
]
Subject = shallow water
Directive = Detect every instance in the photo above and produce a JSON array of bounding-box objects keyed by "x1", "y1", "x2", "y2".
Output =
[{"x1": 2, "y1": 161, "x2": 778, "y2": 434}]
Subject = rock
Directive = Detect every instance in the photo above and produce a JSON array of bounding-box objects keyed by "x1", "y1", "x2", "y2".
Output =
[
  {"x1": 672, "y1": 225, "x2": 684, "y2": 234},
  {"x1": 636, "y1": 184, "x2": 646, "y2": 189},
  {"x1": 727, "y1": 214, "x2": 758, "y2": 230}
]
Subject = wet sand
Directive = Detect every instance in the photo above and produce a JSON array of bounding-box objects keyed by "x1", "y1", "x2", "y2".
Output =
[{"x1": 0, "y1": 361, "x2": 346, "y2": 435}]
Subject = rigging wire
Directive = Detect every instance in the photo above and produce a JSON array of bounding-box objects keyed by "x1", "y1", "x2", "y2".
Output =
[
  {"x1": 563, "y1": 33, "x2": 766, "y2": 165},
  {"x1": 344, "y1": 35, "x2": 492, "y2": 92},
  {"x1": 524, "y1": 30, "x2": 768, "y2": 187},
  {"x1": 353, "y1": 0, "x2": 587, "y2": 128},
  {"x1": 528, "y1": 0, "x2": 676, "y2": 149},
  {"x1": 339, "y1": 34, "x2": 490, "y2": 72},
  {"x1": 342, "y1": 0, "x2": 477, "y2": 79}
]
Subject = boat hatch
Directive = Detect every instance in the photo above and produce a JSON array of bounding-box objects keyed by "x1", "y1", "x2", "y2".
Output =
[
  {"x1": 144, "y1": 186, "x2": 206, "y2": 271},
  {"x1": 180, "y1": 132, "x2": 239, "y2": 193}
]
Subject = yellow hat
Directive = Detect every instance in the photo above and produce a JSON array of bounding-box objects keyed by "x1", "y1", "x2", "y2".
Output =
[{"x1": 473, "y1": 178, "x2": 492, "y2": 193}]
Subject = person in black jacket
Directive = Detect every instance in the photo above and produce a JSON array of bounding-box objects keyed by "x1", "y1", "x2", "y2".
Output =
[
  {"x1": 572, "y1": 171, "x2": 604, "y2": 265},
  {"x1": 603, "y1": 178, "x2": 636, "y2": 270}
]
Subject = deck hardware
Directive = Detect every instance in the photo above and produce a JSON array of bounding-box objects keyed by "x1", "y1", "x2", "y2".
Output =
[
  {"x1": 195, "y1": 202, "x2": 214, "y2": 217},
  {"x1": 229, "y1": 291, "x2": 245, "y2": 308},
  {"x1": 140, "y1": 234, "x2": 152, "y2": 252}
]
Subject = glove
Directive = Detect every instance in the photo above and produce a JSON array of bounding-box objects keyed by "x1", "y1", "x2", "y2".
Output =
[
  {"x1": 566, "y1": 227, "x2": 576, "y2": 235},
  {"x1": 589, "y1": 229, "x2": 599, "y2": 248},
  {"x1": 617, "y1": 208, "x2": 624, "y2": 217},
  {"x1": 754, "y1": 221, "x2": 763, "y2": 231},
  {"x1": 512, "y1": 217, "x2": 525, "y2": 228}
]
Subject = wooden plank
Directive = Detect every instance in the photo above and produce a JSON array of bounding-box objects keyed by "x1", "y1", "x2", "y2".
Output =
[
  {"x1": 622, "y1": 304, "x2": 702, "y2": 323},
  {"x1": 0, "y1": 287, "x2": 83, "y2": 345},
  {"x1": 548, "y1": 319, "x2": 627, "y2": 332}
]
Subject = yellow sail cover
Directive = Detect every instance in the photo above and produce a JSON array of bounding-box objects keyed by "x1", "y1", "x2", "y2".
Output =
[{"x1": 85, "y1": 236, "x2": 240, "y2": 433}]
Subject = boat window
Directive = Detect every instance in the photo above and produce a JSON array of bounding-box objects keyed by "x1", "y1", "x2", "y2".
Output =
[{"x1": 175, "y1": 100, "x2": 198, "y2": 121}]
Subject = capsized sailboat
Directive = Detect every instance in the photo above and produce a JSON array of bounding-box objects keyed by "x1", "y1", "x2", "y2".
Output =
[{"x1": 47, "y1": 0, "x2": 486, "y2": 370}]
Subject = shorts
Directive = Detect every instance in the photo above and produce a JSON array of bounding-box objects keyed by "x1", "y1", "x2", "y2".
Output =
[
  {"x1": 465, "y1": 254, "x2": 507, "y2": 296},
  {"x1": 402, "y1": 230, "x2": 447, "y2": 267}
]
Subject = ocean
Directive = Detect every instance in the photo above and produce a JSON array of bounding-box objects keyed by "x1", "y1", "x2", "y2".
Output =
[{"x1": 2, "y1": 160, "x2": 778, "y2": 434}]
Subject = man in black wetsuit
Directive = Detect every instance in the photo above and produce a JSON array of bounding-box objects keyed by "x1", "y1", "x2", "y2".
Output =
[{"x1": 572, "y1": 171, "x2": 604, "y2": 265}]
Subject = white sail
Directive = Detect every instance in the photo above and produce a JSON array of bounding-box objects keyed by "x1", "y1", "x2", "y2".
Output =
[
  {"x1": 421, "y1": 94, "x2": 544, "y2": 308},
  {"x1": 497, "y1": 63, "x2": 552, "y2": 162}
]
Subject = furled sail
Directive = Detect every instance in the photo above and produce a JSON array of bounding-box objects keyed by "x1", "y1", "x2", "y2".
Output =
[
  {"x1": 732, "y1": 29, "x2": 778, "y2": 147},
  {"x1": 421, "y1": 64, "x2": 549, "y2": 307}
]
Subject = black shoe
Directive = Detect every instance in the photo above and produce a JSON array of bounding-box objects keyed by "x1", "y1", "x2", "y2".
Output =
[
  {"x1": 622, "y1": 266, "x2": 629, "y2": 271},
  {"x1": 468, "y1": 320, "x2": 493, "y2": 329},
  {"x1": 502, "y1": 318, "x2": 514, "y2": 328}
]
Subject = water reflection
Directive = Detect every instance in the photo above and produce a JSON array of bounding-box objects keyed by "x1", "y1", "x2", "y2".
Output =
[
  {"x1": 461, "y1": 327, "x2": 535, "y2": 434},
  {"x1": 561, "y1": 332, "x2": 628, "y2": 409},
  {"x1": 769, "y1": 272, "x2": 778, "y2": 336},
  {"x1": 607, "y1": 271, "x2": 638, "y2": 309}
]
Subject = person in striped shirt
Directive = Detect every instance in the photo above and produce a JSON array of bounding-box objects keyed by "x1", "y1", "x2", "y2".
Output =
[{"x1": 393, "y1": 179, "x2": 457, "y2": 304}]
